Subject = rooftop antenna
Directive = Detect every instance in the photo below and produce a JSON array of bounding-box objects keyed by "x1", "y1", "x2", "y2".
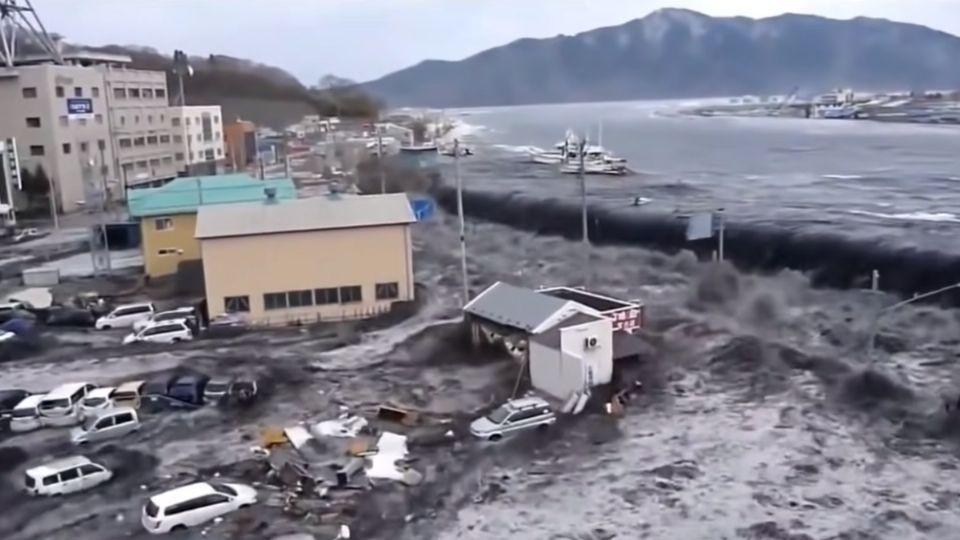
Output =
[{"x1": 0, "y1": 0, "x2": 62, "y2": 67}]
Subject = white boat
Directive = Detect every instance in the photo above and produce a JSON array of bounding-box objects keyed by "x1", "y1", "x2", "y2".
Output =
[{"x1": 560, "y1": 161, "x2": 629, "y2": 176}]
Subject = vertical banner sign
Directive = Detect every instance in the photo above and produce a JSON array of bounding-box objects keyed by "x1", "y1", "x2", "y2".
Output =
[{"x1": 4, "y1": 138, "x2": 21, "y2": 190}]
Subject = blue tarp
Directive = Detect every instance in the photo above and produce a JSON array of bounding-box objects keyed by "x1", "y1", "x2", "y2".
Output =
[
  {"x1": 410, "y1": 198, "x2": 434, "y2": 221},
  {"x1": 1, "y1": 318, "x2": 35, "y2": 335}
]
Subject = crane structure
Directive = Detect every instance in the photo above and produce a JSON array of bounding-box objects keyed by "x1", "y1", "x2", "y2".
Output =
[{"x1": 0, "y1": 0, "x2": 62, "y2": 67}]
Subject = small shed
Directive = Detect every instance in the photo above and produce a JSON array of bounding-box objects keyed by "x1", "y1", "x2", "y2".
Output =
[{"x1": 528, "y1": 313, "x2": 614, "y2": 401}]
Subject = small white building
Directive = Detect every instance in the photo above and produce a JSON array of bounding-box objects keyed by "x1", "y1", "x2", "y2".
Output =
[
  {"x1": 169, "y1": 105, "x2": 225, "y2": 174},
  {"x1": 464, "y1": 282, "x2": 646, "y2": 403}
]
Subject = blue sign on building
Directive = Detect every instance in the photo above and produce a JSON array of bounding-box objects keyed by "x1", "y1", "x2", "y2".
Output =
[
  {"x1": 410, "y1": 197, "x2": 434, "y2": 221},
  {"x1": 67, "y1": 98, "x2": 93, "y2": 116}
]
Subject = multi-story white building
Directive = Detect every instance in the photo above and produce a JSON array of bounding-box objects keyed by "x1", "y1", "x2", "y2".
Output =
[
  {"x1": 101, "y1": 61, "x2": 178, "y2": 188},
  {"x1": 0, "y1": 56, "x2": 117, "y2": 213},
  {"x1": 168, "y1": 105, "x2": 225, "y2": 175}
]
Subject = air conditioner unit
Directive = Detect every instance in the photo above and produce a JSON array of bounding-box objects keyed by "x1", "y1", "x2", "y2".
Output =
[{"x1": 584, "y1": 336, "x2": 599, "y2": 350}]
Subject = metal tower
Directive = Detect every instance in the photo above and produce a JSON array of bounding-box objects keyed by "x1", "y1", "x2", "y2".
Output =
[{"x1": 0, "y1": 0, "x2": 62, "y2": 67}]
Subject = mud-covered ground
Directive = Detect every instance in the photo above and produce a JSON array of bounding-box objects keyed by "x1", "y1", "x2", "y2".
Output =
[{"x1": 5, "y1": 212, "x2": 960, "y2": 539}]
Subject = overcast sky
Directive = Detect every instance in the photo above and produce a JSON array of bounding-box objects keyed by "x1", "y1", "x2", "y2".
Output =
[{"x1": 30, "y1": 0, "x2": 960, "y2": 84}]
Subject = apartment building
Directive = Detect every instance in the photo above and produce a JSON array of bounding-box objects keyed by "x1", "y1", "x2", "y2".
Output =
[
  {"x1": 102, "y1": 65, "x2": 178, "y2": 188},
  {"x1": 169, "y1": 105, "x2": 225, "y2": 176},
  {"x1": 0, "y1": 59, "x2": 116, "y2": 213}
]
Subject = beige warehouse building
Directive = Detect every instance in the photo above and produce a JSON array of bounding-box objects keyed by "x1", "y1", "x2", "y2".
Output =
[{"x1": 196, "y1": 192, "x2": 416, "y2": 325}]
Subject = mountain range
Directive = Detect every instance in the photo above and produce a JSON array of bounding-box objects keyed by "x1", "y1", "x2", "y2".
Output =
[{"x1": 362, "y1": 8, "x2": 960, "y2": 107}]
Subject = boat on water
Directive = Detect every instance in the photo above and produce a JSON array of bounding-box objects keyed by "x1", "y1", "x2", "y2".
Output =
[
  {"x1": 529, "y1": 126, "x2": 627, "y2": 166},
  {"x1": 560, "y1": 161, "x2": 629, "y2": 176}
]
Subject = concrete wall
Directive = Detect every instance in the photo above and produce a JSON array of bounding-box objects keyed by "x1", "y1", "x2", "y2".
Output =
[
  {"x1": 0, "y1": 64, "x2": 116, "y2": 212},
  {"x1": 139, "y1": 212, "x2": 199, "y2": 278},
  {"x1": 200, "y1": 224, "x2": 414, "y2": 324},
  {"x1": 560, "y1": 318, "x2": 613, "y2": 387}
]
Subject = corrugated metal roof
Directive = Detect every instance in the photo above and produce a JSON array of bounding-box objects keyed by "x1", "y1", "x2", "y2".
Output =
[
  {"x1": 530, "y1": 312, "x2": 603, "y2": 349},
  {"x1": 464, "y1": 281, "x2": 571, "y2": 333},
  {"x1": 127, "y1": 174, "x2": 297, "y2": 218},
  {"x1": 195, "y1": 193, "x2": 416, "y2": 239}
]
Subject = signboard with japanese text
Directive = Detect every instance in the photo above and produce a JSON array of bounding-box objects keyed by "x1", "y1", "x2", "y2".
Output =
[
  {"x1": 608, "y1": 306, "x2": 643, "y2": 334},
  {"x1": 67, "y1": 98, "x2": 94, "y2": 119}
]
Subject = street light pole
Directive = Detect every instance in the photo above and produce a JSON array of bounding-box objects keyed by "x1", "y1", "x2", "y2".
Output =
[
  {"x1": 867, "y1": 281, "x2": 960, "y2": 363},
  {"x1": 454, "y1": 138, "x2": 469, "y2": 306},
  {"x1": 717, "y1": 207, "x2": 726, "y2": 262}
]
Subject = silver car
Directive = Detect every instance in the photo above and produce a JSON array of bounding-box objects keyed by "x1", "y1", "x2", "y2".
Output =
[
  {"x1": 469, "y1": 396, "x2": 556, "y2": 441},
  {"x1": 71, "y1": 408, "x2": 140, "y2": 445}
]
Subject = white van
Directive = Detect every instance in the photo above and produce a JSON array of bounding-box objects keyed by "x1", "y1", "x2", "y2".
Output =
[
  {"x1": 10, "y1": 394, "x2": 45, "y2": 432},
  {"x1": 79, "y1": 387, "x2": 116, "y2": 417},
  {"x1": 24, "y1": 456, "x2": 113, "y2": 496},
  {"x1": 95, "y1": 303, "x2": 155, "y2": 330},
  {"x1": 71, "y1": 408, "x2": 141, "y2": 445},
  {"x1": 39, "y1": 383, "x2": 97, "y2": 427},
  {"x1": 142, "y1": 481, "x2": 257, "y2": 534}
]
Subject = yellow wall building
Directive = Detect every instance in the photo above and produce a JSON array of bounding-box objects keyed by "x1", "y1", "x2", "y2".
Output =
[
  {"x1": 127, "y1": 174, "x2": 296, "y2": 278},
  {"x1": 195, "y1": 193, "x2": 416, "y2": 325}
]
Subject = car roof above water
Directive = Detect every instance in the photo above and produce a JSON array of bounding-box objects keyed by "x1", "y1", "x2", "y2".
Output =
[
  {"x1": 26, "y1": 456, "x2": 94, "y2": 477},
  {"x1": 150, "y1": 482, "x2": 220, "y2": 507},
  {"x1": 506, "y1": 396, "x2": 551, "y2": 410}
]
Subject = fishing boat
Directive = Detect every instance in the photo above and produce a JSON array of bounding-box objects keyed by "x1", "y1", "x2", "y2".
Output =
[{"x1": 560, "y1": 161, "x2": 629, "y2": 176}]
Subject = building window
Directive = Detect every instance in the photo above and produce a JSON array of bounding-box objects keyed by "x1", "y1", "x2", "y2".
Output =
[
  {"x1": 185, "y1": 118, "x2": 191, "y2": 126},
  {"x1": 214, "y1": 131, "x2": 220, "y2": 140},
  {"x1": 314, "y1": 288, "x2": 339, "y2": 305},
  {"x1": 214, "y1": 115, "x2": 220, "y2": 124},
  {"x1": 136, "y1": 160, "x2": 148, "y2": 169},
  {"x1": 91, "y1": 87, "x2": 100, "y2": 98},
  {"x1": 147, "y1": 115, "x2": 153, "y2": 124},
  {"x1": 224, "y1": 296, "x2": 250, "y2": 313},
  {"x1": 216, "y1": 148, "x2": 222, "y2": 156},
  {"x1": 129, "y1": 88, "x2": 141, "y2": 98},
  {"x1": 79, "y1": 141, "x2": 89, "y2": 152},
  {"x1": 59, "y1": 115, "x2": 68, "y2": 126},
  {"x1": 173, "y1": 135, "x2": 182, "y2": 143},
  {"x1": 375, "y1": 282, "x2": 399, "y2": 300},
  {"x1": 162, "y1": 156, "x2": 173, "y2": 165},
  {"x1": 78, "y1": 118, "x2": 87, "y2": 126},
  {"x1": 156, "y1": 88, "x2": 166, "y2": 99},
  {"x1": 95, "y1": 113, "x2": 103, "y2": 124},
  {"x1": 263, "y1": 292, "x2": 288, "y2": 311},
  {"x1": 159, "y1": 135, "x2": 170, "y2": 144},
  {"x1": 121, "y1": 163, "x2": 134, "y2": 174},
  {"x1": 287, "y1": 290, "x2": 313, "y2": 308},
  {"x1": 22, "y1": 87, "x2": 37, "y2": 98},
  {"x1": 73, "y1": 86, "x2": 82, "y2": 97},
  {"x1": 146, "y1": 135, "x2": 158, "y2": 145},
  {"x1": 133, "y1": 137, "x2": 145, "y2": 147},
  {"x1": 55, "y1": 86, "x2": 64, "y2": 97},
  {"x1": 143, "y1": 88, "x2": 154, "y2": 99},
  {"x1": 172, "y1": 117, "x2": 181, "y2": 127},
  {"x1": 62, "y1": 143, "x2": 71, "y2": 154},
  {"x1": 134, "y1": 115, "x2": 140, "y2": 124},
  {"x1": 113, "y1": 88, "x2": 126, "y2": 99},
  {"x1": 154, "y1": 217, "x2": 173, "y2": 231},
  {"x1": 98, "y1": 139, "x2": 106, "y2": 151},
  {"x1": 119, "y1": 116, "x2": 126, "y2": 126},
  {"x1": 160, "y1": 114, "x2": 165, "y2": 122},
  {"x1": 28, "y1": 145, "x2": 44, "y2": 156},
  {"x1": 119, "y1": 138, "x2": 132, "y2": 148},
  {"x1": 25, "y1": 117, "x2": 40, "y2": 128},
  {"x1": 157, "y1": 248, "x2": 179, "y2": 256},
  {"x1": 149, "y1": 158, "x2": 160, "y2": 167},
  {"x1": 175, "y1": 152, "x2": 184, "y2": 161},
  {"x1": 339, "y1": 286, "x2": 362, "y2": 304}
]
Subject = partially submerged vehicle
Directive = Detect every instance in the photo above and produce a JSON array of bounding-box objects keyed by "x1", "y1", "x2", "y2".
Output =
[
  {"x1": 24, "y1": 456, "x2": 113, "y2": 496},
  {"x1": 469, "y1": 396, "x2": 556, "y2": 441}
]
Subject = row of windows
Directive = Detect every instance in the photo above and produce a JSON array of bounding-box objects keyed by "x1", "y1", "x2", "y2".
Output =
[
  {"x1": 53, "y1": 114, "x2": 105, "y2": 127},
  {"x1": 118, "y1": 134, "x2": 173, "y2": 148},
  {"x1": 120, "y1": 156, "x2": 174, "y2": 172},
  {"x1": 22, "y1": 86, "x2": 101, "y2": 99},
  {"x1": 224, "y1": 283, "x2": 400, "y2": 313},
  {"x1": 118, "y1": 113, "x2": 167, "y2": 127},
  {"x1": 172, "y1": 115, "x2": 220, "y2": 127},
  {"x1": 30, "y1": 140, "x2": 106, "y2": 157},
  {"x1": 112, "y1": 87, "x2": 166, "y2": 100}
]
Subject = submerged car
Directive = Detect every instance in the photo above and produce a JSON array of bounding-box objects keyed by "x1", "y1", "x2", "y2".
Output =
[
  {"x1": 95, "y1": 302, "x2": 155, "y2": 330},
  {"x1": 123, "y1": 319, "x2": 193, "y2": 345},
  {"x1": 24, "y1": 456, "x2": 113, "y2": 496},
  {"x1": 204, "y1": 376, "x2": 258, "y2": 405},
  {"x1": 132, "y1": 307, "x2": 198, "y2": 333},
  {"x1": 79, "y1": 387, "x2": 116, "y2": 417},
  {"x1": 469, "y1": 396, "x2": 556, "y2": 441},
  {"x1": 142, "y1": 481, "x2": 257, "y2": 534}
]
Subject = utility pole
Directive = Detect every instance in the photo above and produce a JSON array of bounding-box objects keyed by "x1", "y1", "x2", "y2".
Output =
[
  {"x1": 578, "y1": 137, "x2": 590, "y2": 287},
  {"x1": 47, "y1": 173, "x2": 58, "y2": 230},
  {"x1": 377, "y1": 126, "x2": 386, "y2": 194},
  {"x1": 454, "y1": 138, "x2": 469, "y2": 306},
  {"x1": 717, "y1": 207, "x2": 726, "y2": 262}
]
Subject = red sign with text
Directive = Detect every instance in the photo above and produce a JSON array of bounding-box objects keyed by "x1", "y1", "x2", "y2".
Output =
[{"x1": 609, "y1": 307, "x2": 643, "y2": 334}]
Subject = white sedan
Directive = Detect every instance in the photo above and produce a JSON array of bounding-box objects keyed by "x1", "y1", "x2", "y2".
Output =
[{"x1": 142, "y1": 481, "x2": 257, "y2": 534}]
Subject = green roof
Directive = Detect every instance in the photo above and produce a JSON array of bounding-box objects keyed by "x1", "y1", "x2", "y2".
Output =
[{"x1": 127, "y1": 174, "x2": 297, "y2": 218}]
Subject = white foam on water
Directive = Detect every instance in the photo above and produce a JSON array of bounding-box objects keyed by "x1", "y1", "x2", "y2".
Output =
[
  {"x1": 492, "y1": 144, "x2": 547, "y2": 154},
  {"x1": 822, "y1": 174, "x2": 864, "y2": 180},
  {"x1": 848, "y1": 210, "x2": 960, "y2": 223}
]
